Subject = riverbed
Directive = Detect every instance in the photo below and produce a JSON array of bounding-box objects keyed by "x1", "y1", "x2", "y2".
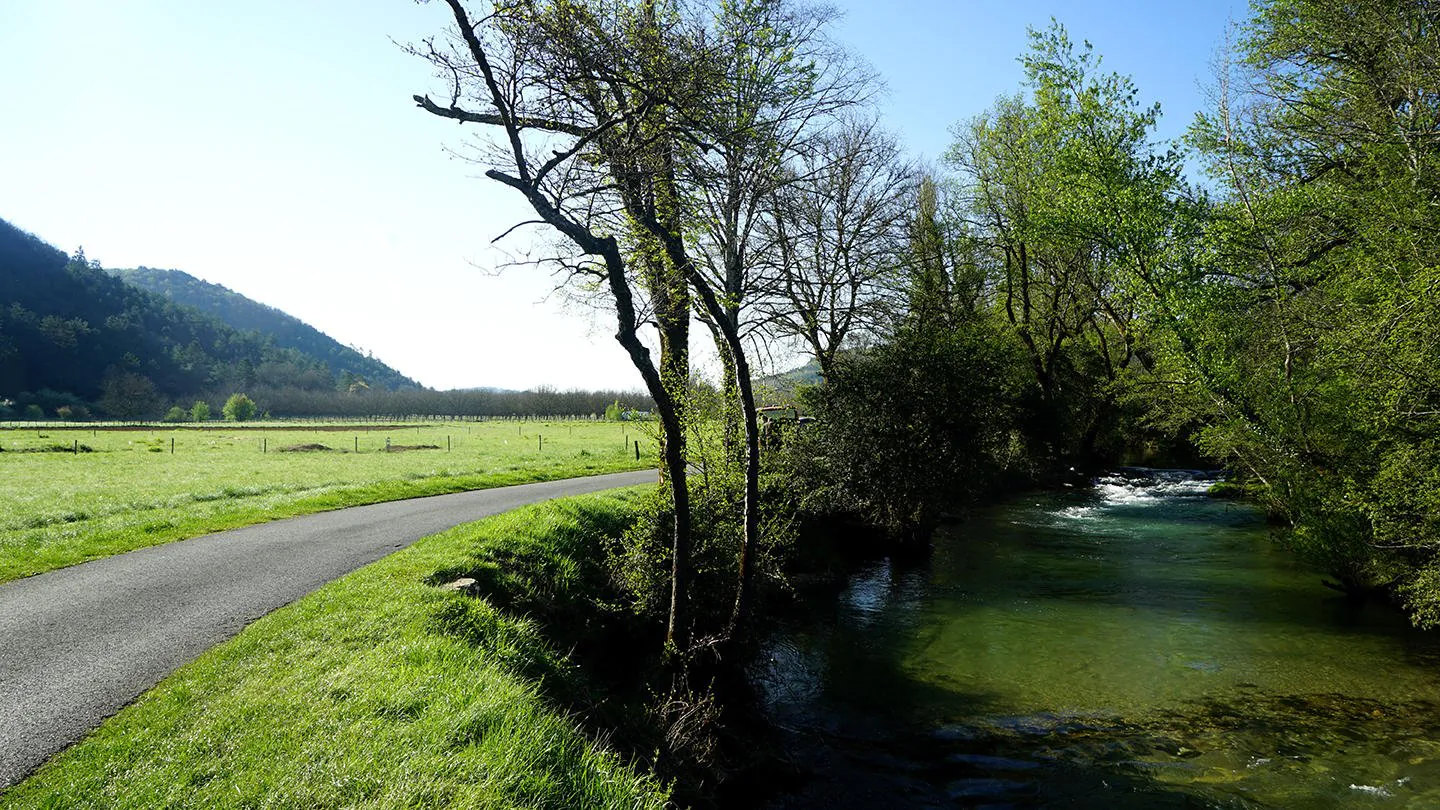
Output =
[{"x1": 750, "y1": 469, "x2": 1440, "y2": 808}]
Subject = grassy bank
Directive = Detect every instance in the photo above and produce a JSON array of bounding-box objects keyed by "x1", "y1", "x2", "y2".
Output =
[
  {"x1": 2, "y1": 491, "x2": 670, "y2": 809},
  {"x1": 0, "y1": 421, "x2": 653, "y2": 582}
]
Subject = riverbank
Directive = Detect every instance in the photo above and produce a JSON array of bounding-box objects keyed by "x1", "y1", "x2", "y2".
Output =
[{"x1": 2, "y1": 491, "x2": 670, "y2": 808}]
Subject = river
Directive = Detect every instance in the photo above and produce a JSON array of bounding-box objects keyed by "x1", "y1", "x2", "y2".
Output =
[{"x1": 749, "y1": 469, "x2": 1440, "y2": 808}]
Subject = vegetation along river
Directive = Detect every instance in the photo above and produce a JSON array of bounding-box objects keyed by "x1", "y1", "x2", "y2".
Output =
[{"x1": 749, "y1": 469, "x2": 1440, "y2": 808}]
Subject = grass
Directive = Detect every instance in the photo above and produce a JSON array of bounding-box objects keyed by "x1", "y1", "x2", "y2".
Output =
[
  {"x1": 0, "y1": 420, "x2": 655, "y2": 583},
  {"x1": 1, "y1": 491, "x2": 670, "y2": 809}
]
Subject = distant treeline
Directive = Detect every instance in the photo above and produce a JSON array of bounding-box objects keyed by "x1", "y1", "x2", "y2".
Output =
[
  {"x1": 0, "y1": 385, "x2": 651, "y2": 422},
  {"x1": 240, "y1": 386, "x2": 652, "y2": 419}
]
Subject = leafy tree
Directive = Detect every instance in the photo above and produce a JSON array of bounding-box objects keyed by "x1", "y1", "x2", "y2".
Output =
[
  {"x1": 945, "y1": 22, "x2": 1183, "y2": 466},
  {"x1": 794, "y1": 319, "x2": 1029, "y2": 540},
  {"x1": 414, "y1": 0, "x2": 705, "y2": 648},
  {"x1": 190, "y1": 400, "x2": 212, "y2": 422},
  {"x1": 99, "y1": 371, "x2": 162, "y2": 421},
  {"x1": 1164, "y1": 0, "x2": 1440, "y2": 617},
  {"x1": 412, "y1": 0, "x2": 867, "y2": 646},
  {"x1": 222, "y1": 393, "x2": 257, "y2": 422}
]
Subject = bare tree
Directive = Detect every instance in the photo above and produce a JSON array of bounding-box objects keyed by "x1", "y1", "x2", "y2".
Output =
[
  {"x1": 673, "y1": 0, "x2": 875, "y2": 632},
  {"x1": 410, "y1": 0, "x2": 703, "y2": 649},
  {"x1": 411, "y1": 0, "x2": 873, "y2": 643},
  {"x1": 755, "y1": 118, "x2": 915, "y2": 377}
]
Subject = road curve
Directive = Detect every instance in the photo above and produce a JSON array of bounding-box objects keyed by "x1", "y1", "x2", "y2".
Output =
[{"x1": 0, "y1": 469, "x2": 655, "y2": 788}]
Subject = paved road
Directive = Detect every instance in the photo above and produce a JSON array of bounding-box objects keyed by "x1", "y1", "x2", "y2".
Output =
[{"x1": 0, "y1": 470, "x2": 654, "y2": 788}]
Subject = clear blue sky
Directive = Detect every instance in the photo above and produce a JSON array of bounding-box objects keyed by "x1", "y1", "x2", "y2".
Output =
[{"x1": 0, "y1": 1, "x2": 1240, "y2": 391}]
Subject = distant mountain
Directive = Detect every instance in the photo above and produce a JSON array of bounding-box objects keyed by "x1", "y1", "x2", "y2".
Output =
[
  {"x1": 111, "y1": 267, "x2": 419, "y2": 392},
  {"x1": 760, "y1": 359, "x2": 823, "y2": 391},
  {"x1": 0, "y1": 217, "x2": 417, "y2": 419}
]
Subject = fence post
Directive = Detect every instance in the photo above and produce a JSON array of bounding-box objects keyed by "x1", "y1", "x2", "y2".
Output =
[{"x1": 634, "y1": 440, "x2": 639, "y2": 461}]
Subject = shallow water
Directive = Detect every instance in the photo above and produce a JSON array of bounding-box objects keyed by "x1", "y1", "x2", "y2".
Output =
[{"x1": 751, "y1": 469, "x2": 1440, "y2": 808}]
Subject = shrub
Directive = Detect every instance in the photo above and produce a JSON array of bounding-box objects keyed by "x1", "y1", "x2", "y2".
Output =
[
  {"x1": 222, "y1": 393, "x2": 257, "y2": 422},
  {"x1": 190, "y1": 400, "x2": 211, "y2": 422},
  {"x1": 789, "y1": 320, "x2": 1033, "y2": 540},
  {"x1": 162, "y1": 406, "x2": 188, "y2": 423}
]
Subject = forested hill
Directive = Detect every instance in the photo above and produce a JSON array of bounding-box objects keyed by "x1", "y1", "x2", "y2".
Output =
[
  {"x1": 112, "y1": 266, "x2": 418, "y2": 392},
  {"x1": 0, "y1": 217, "x2": 416, "y2": 418}
]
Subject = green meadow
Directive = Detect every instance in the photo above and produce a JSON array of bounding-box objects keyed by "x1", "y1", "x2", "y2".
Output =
[
  {"x1": 4, "y1": 492, "x2": 670, "y2": 809},
  {"x1": 0, "y1": 420, "x2": 654, "y2": 583}
]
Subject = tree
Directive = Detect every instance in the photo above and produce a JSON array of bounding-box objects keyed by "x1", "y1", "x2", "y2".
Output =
[
  {"x1": 757, "y1": 118, "x2": 914, "y2": 378},
  {"x1": 413, "y1": 0, "x2": 703, "y2": 649},
  {"x1": 223, "y1": 393, "x2": 256, "y2": 422},
  {"x1": 191, "y1": 400, "x2": 211, "y2": 422},
  {"x1": 945, "y1": 22, "x2": 1182, "y2": 466},
  {"x1": 1165, "y1": 0, "x2": 1440, "y2": 617},
  {"x1": 795, "y1": 319, "x2": 1028, "y2": 539},
  {"x1": 688, "y1": 0, "x2": 873, "y2": 631},
  {"x1": 413, "y1": 0, "x2": 870, "y2": 645},
  {"x1": 99, "y1": 370, "x2": 162, "y2": 421}
]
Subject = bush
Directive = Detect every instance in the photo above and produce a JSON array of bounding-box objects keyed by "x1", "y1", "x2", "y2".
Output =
[
  {"x1": 162, "y1": 406, "x2": 188, "y2": 423},
  {"x1": 190, "y1": 400, "x2": 211, "y2": 422},
  {"x1": 222, "y1": 393, "x2": 256, "y2": 422},
  {"x1": 789, "y1": 320, "x2": 1033, "y2": 540}
]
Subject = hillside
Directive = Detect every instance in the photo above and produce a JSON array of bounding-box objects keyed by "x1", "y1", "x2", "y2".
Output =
[
  {"x1": 0, "y1": 217, "x2": 409, "y2": 419},
  {"x1": 112, "y1": 267, "x2": 418, "y2": 392}
]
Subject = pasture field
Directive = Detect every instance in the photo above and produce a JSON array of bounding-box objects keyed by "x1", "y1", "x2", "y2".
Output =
[{"x1": 0, "y1": 420, "x2": 656, "y2": 583}]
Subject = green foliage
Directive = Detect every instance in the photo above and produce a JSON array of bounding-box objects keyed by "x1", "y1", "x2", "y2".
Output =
[
  {"x1": 1130, "y1": 0, "x2": 1440, "y2": 620},
  {"x1": 792, "y1": 320, "x2": 1033, "y2": 539},
  {"x1": 114, "y1": 266, "x2": 421, "y2": 392},
  {"x1": 54, "y1": 404, "x2": 90, "y2": 422},
  {"x1": 190, "y1": 400, "x2": 211, "y2": 422},
  {"x1": 605, "y1": 399, "x2": 622, "y2": 421},
  {"x1": 96, "y1": 371, "x2": 160, "y2": 421},
  {"x1": 221, "y1": 393, "x2": 257, "y2": 422},
  {"x1": 22, "y1": 404, "x2": 43, "y2": 421},
  {"x1": 161, "y1": 406, "x2": 187, "y2": 423},
  {"x1": 943, "y1": 21, "x2": 1183, "y2": 466},
  {"x1": 607, "y1": 471, "x2": 795, "y2": 635}
]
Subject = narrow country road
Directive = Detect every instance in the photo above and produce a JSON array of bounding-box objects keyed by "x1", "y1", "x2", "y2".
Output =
[{"x1": 0, "y1": 469, "x2": 654, "y2": 789}]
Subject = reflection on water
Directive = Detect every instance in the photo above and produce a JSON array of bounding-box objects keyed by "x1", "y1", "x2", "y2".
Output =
[{"x1": 749, "y1": 469, "x2": 1440, "y2": 808}]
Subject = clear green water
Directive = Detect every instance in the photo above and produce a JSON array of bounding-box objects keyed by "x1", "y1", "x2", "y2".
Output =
[{"x1": 752, "y1": 470, "x2": 1440, "y2": 808}]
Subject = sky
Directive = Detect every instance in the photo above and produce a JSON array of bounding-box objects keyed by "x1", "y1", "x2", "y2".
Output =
[{"x1": 0, "y1": 1, "x2": 1240, "y2": 392}]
